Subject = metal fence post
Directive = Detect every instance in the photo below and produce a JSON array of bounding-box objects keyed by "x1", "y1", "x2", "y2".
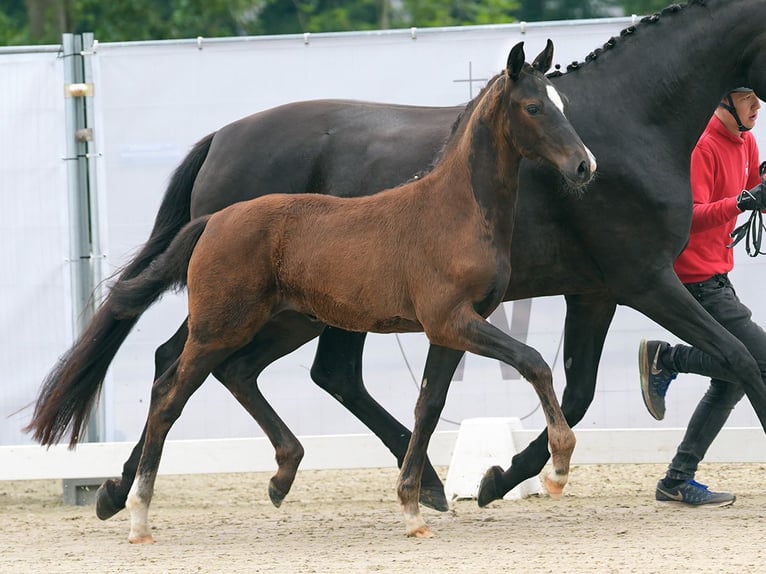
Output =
[{"x1": 62, "y1": 32, "x2": 104, "y2": 445}]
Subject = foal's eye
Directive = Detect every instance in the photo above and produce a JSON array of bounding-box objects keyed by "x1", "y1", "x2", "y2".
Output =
[{"x1": 526, "y1": 104, "x2": 540, "y2": 115}]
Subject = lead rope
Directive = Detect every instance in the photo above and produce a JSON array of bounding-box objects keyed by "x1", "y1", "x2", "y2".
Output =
[
  {"x1": 728, "y1": 161, "x2": 766, "y2": 257},
  {"x1": 396, "y1": 320, "x2": 564, "y2": 425}
]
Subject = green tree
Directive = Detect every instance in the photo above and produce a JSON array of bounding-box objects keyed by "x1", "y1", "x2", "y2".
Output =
[
  {"x1": 620, "y1": 0, "x2": 674, "y2": 15},
  {"x1": 514, "y1": 0, "x2": 623, "y2": 21},
  {"x1": 1, "y1": 0, "x2": 674, "y2": 46}
]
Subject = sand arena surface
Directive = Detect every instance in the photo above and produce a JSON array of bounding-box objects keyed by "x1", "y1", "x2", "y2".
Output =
[{"x1": 1, "y1": 463, "x2": 765, "y2": 573}]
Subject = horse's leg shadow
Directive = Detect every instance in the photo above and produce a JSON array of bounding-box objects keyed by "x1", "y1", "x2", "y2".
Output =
[
  {"x1": 310, "y1": 326, "x2": 449, "y2": 512},
  {"x1": 477, "y1": 293, "x2": 616, "y2": 506}
]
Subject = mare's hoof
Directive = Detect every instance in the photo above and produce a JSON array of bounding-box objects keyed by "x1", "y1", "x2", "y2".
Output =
[
  {"x1": 268, "y1": 479, "x2": 287, "y2": 508},
  {"x1": 420, "y1": 486, "x2": 449, "y2": 512},
  {"x1": 95, "y1": 479, "x2": 126, "y2": 520},
  {"x1": 477, "y1": 465, "x2": 505, "y2": 508}
]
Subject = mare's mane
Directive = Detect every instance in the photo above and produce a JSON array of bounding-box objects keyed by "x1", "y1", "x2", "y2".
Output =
[
  {"x1": 409, "y1": 0, "x2": 709, "y2": 182},
  {"x1": 549, "y1": 0, "x2": 706, "y2": 76}
]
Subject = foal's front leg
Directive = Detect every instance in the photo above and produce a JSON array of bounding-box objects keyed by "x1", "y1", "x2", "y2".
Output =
[
  {"x1": 438, "y1": 312, "x2": 575, "y2": 500},
  {"x1": 311, "y1": 327, "x2": 449, "y2": 511},
  {"x1": 478, "y1": 293, "x2": 616, "y2": 505},
  {"x1": 397, "y1": 345, "x2": 464, "y2": 537}
]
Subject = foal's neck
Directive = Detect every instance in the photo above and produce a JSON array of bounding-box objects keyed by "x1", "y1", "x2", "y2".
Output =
[{"x1": 427, "y1": 82, "x2": 521, "y2": 228}]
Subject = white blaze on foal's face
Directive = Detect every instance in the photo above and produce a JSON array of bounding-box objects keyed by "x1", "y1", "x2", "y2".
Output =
[
  {"x1": 547, "y1": 83, "x2": 598, "y2": 173},
  {"x1": 546, "y1": 84, "x2": 565, "y2": 114}
]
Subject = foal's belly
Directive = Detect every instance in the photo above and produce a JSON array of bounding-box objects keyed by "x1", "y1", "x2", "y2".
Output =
[{"x1": 302, "y1": 305, "x2": 423, "y2": 335}]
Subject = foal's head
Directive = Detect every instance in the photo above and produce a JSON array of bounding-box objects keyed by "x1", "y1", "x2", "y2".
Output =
[{"x1": 499, "y1": 40, "x2": 596, "y2": 189}]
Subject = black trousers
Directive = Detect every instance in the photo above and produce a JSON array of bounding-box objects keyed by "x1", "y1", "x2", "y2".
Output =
[{"x1": 664, "y1": 273, "x2": 766, "y2": 481}]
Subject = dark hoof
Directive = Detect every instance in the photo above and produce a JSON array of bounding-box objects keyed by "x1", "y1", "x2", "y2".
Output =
[
  {"x1": 420, "y1": 485, "x2": 449, "y2": 512},
  {"x1": 477, "y1": 465, "x2": 505, "y2": 508},
  {"x1": 95, "y1": 479, "x2": 126, "y2": 520},
  {"x1": 268, "y1": 480, "x2": 286, "y2": 508}
]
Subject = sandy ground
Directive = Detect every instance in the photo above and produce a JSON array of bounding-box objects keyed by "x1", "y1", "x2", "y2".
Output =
[{"x1": 1, "y1": 463, "x2": 765, "y2": 574}]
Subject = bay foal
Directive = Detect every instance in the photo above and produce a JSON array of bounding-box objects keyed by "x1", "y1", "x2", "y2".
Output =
[{"x1": 29, "y1": 40, "x2": 594, "y2": 541}]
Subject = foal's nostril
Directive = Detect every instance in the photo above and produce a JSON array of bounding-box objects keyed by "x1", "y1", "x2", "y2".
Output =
[{"x1": 577, "y1": 160, "x2": 589, "y2": 181}]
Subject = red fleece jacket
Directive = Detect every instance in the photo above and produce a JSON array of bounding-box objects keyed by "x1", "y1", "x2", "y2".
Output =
[{"x1": 674, "y1": 115, "x2": 762, "y2": 284}]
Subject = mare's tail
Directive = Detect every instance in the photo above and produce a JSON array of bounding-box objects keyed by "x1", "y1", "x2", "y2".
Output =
[{"x1": 24, "y1": 134, "x2": 215, "y2": 448}]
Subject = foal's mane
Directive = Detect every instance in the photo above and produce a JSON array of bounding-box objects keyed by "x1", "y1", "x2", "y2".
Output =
[{"x1": 407, "y1": 69, "x2": 506, "y2": 182}]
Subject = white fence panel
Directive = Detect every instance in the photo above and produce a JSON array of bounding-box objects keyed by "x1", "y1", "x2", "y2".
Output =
[
  {"x1": 3, "y1": 18, "x2": 766, "y2": 459},
  {"x1": 0, "y1": 49, "x2": 73, "y2": 446}
]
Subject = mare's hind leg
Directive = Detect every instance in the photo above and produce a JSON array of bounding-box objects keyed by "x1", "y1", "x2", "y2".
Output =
[
  {"x1": 478, "y1": 293, "x2": 616, "y2": 506},
  {"x1": 311, "y1": 326, "x2": 449, "y2": 512}
]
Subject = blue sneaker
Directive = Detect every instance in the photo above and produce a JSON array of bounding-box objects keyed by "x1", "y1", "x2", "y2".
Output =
[
  {"x1": 655, "y1": 479, "x2": 736, "y2": 507},
  {"x1": 639, "y1": 339, "x2": 677, "y2": 421}
]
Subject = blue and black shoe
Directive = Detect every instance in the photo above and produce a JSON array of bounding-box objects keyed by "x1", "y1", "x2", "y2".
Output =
[
  {"x1": 639, "y1": 339, "x2": 677, "y2": 421},
  {"x1": 655, "y1": 479, "x2": 736, "y2": 507}
]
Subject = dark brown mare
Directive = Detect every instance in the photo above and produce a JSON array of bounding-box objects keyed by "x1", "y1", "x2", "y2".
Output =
[
  {"x1": 26, "y1": 0, "x2": 766, "y2": 529},
  {"x1": 29, "y1": 42, "x2": 594, "y2": 542}
]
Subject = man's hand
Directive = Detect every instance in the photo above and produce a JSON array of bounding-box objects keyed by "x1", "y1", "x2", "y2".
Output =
[{"x1": 737, "y1": 182, "x2": 766, "y2": 211}]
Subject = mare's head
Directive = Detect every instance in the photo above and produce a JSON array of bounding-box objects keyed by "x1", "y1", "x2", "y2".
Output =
[{"x1": 502, "y1": 40, "x2": 596, "y2": 189}]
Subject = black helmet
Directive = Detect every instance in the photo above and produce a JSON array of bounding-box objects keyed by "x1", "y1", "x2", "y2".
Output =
[{"x1": 719, "y1": 87, "x2": 756, "y2": 132}]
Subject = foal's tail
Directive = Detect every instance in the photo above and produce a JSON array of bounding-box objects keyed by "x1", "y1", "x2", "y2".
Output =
[{"x1": 24, "y1": 134, "x2": 214, "y2": 448}]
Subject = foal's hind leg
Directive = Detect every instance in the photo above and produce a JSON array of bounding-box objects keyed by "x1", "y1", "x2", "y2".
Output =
[
  {"x1": 126, "y1": 343, "x2": 234, "y2": 544},
  {"x1": 311, "y1": 327, "x2": 449, "y2": 512},
  {"x1": 478, "y1": 294, "x2": 616, "y2": 506},
  {"x1": 211, "y1": 312, "x2": 326, "y2": 507},
  {"x1": 97, "y1": 314, "x2": 325, "y2": 519},
  {"x1": 97, "y1": 321, "x2": 189, "y2": 520}
]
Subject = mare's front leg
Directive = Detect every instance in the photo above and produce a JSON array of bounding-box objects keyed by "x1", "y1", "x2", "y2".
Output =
[
  {"x1": 311, "y1": 327, "x2": 448, "y2": 511},
  {"x1": 478, "y1": 293, "x2": 616, "y2": 505},
  {"x1": 629, "y1": 269, "x2": 766, "y2": 427},
  {"x1": 397, "y1": 345, "x2": 464, "y2": 537}
]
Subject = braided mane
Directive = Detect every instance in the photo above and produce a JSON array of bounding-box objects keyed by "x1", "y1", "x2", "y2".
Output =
[{"x1": 547, "y1": 0, "x2": 707, "y2": 78}]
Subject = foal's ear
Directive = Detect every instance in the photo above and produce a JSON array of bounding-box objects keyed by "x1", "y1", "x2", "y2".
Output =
[
  {"x1": 507, "y1": 41, "x2": 525, "y2": 81},
  {"x1": 531, "y1": 39, "x2": 554, "y2": 74}
]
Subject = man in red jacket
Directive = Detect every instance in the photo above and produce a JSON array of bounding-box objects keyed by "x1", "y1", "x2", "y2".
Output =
[{"x1": 639, "y1": 87, "x2": 765, "y2": 506}]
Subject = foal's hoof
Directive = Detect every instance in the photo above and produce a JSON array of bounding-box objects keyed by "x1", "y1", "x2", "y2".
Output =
[
  {"x1": 543, "y1": 473, "x2": 567, "y2": 499},
  {"x1": 268, "y1": 479, "x2": 287, "y2": 508},
  {"x1": 477, "y1": 465, "x2": 505, "y2": 508},
  {"x1": 406, "y1": 524, "x2": 434, "y2": 538},
  {"x1": 95, "y1": 479, "x2": 126, "y2": 520},
  {"x1": 420, "y1": 486, "x2": 449, "y2": 512},
  {"x1": 128, "y1": 534, "x2": 155, "y2": 545}
]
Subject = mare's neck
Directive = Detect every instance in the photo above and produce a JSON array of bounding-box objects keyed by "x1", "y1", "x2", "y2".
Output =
[{"x1": 558, "y1": 0, "x2": 766, "y2": 156}]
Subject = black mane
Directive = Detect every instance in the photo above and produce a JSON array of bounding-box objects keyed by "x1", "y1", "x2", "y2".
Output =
[{"x1": 547, "y1": 0, "x2": 707, "y2": 77}]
